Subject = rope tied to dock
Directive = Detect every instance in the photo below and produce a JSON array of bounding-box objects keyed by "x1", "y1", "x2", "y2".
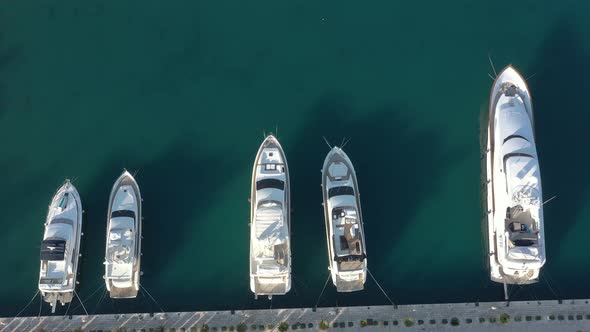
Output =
[
  {"x1": 367, "y1": 269, "x2": 395, "y2": 306},
  {"x1": 74, "y1": 290, "x2": 89, "y2": 316},
  {"x1": 315, "y1": 273, "x2": 331, "y2": 308},
  {"x1": 91, "y1": 288, "x2": 108, "y2": 315},
  {"x1": 14, "y1": 290, "x2": 40, "y2": 318},
  {"x1": 140, "y1": 284, "x2": 164, "y2": 313}
]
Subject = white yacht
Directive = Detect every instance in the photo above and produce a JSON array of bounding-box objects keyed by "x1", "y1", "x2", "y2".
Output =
[
  {"x1": 249, "y1": 135, "x2": 291, "y2": 299},
  {"x1": 322, "y1": 146, "x2": 367, "y2": 292},
  {"x1": 104, "y1": 170, "x2": 142, "y2": 298},
  {"x1": 486, "y1": 65, "x2": 546, "y2": 289},
  {"x1": 38, "y1": 180, "x2": 83, "y2": 313}
]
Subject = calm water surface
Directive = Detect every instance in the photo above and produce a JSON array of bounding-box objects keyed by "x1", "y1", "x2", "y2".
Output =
[{"x1": 1, "y1": 0, "x2": 590, "y2": 316}]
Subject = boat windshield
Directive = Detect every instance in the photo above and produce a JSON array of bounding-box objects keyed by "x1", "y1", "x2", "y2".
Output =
[
  {"x1": 111, "y1": 210, "x2": 135, "y2": 219},
  {"x1": 256, "y1": 178, "x2": 285, "y2": 190},
  {"x1": 328, "y1": 186, "x2": 354, "y2": 198}
]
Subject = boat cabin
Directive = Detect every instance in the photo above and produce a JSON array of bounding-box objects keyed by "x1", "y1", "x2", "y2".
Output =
[{"x1": 332, "y1": 206, "x2": 364, "y2": 270}]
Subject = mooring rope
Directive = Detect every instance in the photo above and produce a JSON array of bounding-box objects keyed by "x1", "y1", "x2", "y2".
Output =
[
  {"x1": 541, "y1": 271, "x2": 559, "y2": 299},
  {"x1": 91, "y1": 289, "x2": 108, "y2": 315},
  {"x1": 315, "y1": 273, "x2": 331, "y2": 308},
  {"x1": 63, "y1": 299, "x2": 73, "y2": 317},
  {"x1": 83, "y1": 283, "x2": 106, "y2": 304},
  {"x1": 140, "y1": 284, "x2": 164, "y2": 313},
  {"x1": 70, "y1": 283, "x2": 105, "y2": 314},
  {"x1": 74, "y1": 290, "x2": 89, "y2": 316},
  {"x1": 14, "y1": 290, "x2": 39, "y2": 318},
  {"x1": 367, "y1": 269, "x2": 395, "y2": 306}
]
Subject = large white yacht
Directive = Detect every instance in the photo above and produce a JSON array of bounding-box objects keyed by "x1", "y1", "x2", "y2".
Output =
[
  {"x1": 38, "y1": 180, "x2": 83, "y2": 313},
  {"x1": 104, "y1": 170, "x2": 142, "y2": 299},
  {"x1": 249, "y1": 135, "x2": 291, "y2": 299},
  {"x1": 486, "y1": 65, "x2": 546, "y2": 289},
  {"x1": 322, "y1": 146, "x2": 367, "y2": 292}
]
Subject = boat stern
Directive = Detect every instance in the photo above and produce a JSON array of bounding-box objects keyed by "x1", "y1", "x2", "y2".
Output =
[{"x1": 250, "y1": 275, "x2": 291, "y2": 298}]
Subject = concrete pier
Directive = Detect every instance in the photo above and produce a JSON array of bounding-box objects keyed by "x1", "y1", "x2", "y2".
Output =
[{"x1": 2, "y1": 299, "x2": 590, "y2": 332}]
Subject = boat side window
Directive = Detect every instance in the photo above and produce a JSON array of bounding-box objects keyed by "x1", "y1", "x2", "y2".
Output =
[
  {"x1": 256, "y1": 178, "x2": 285, "y2": 190},
  {"x1": 334, "y1": 254, "x2": 365, "y2": 262},
  {"x1": 49, "y1": 218, "x2": 74, "y2": 226},
  {"x1": 503, "y1": 134, "x2": 529, "y2": 144},
  {"x1": 257, "y1": 199, "x2": 282, "y2": 208},
  {"x1": 328, "y1": 186, "x2": 354, "y2": 198},
  {"x1": 513, "y1": 239, "x2": 536, "y2": 247}
]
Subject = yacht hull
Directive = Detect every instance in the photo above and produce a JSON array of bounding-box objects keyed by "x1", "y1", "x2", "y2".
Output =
[
  {"x1": 105, "y1": 170, "x2": 142, "y2": 299},
  {"x1": 485, "y1": 66, "x2": 545, "y2": 285},
  {"x1": 249, "y1": 135, "x2": 291, "y2": 298},
  {"x1": 38, "y1": 181, "x2": 83, "y2": 313},
  {"x1": 322, "y1": 147, "x2": 367, "y2": 292}
]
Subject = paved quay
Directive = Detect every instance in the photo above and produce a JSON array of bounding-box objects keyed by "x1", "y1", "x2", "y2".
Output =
[{"x1": 2, "y1": 299, "x2": 590, "y2": 332}]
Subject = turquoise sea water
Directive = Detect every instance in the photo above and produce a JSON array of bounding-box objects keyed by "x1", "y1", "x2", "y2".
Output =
[{"x1": 1, "y1": 0, "x2": 590, "y2": 316}]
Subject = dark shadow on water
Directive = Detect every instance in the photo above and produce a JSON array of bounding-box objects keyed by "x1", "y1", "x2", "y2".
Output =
[
  {"x1": 282, "y1": 94, "x2": 467, "y2": 308},
  {"x1": 27, "y1": 141, "x2": 248, "y2": 316},
  {"x1": 525, "y1": 19, "x2": 590, "y2": 300},
  {"x1": 489, "y1": 18, "x2": 590, "y2": 302},
  {"x1": 530, "y1": 20, "x2": 590, "y2": 249}
]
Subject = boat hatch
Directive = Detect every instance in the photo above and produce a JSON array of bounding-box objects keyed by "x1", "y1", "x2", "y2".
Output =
[{"x1": 58, "y1": 192, "x2": 69, "y2": 209}]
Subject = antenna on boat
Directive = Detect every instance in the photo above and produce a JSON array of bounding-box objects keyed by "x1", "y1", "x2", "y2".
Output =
[
  {"x1": 341, "y1": 137, "x2": 351, "y2": 149},
  {"x1": 263, "y1": 129, "x2": 266, "y2": 139},
  {"x1": 526, "y1": 72, "x2": 537, "y2": 81},
  {"x1": 322, "y1": 136, "x2": 332, "y2": 149},
  {"x1": 275, "y1": 124, "x2": 279, "y2": 139},
  {"x1": 542, "y1": 195, "x2": 557, "y2": 206},
  {"x1": 488, "y1": 53, "x2": 497, "y2": 79},
  {"x1": 503, "y1": 283, "x2": 509, "y2": 300}
]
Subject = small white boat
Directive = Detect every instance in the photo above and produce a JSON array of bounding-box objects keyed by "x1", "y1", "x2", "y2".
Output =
[
  {"x1": 486, "y1": 66, "x2": 546, "y2": 289},
  {"x1": 38, "y1": 180, "x2": 83, "y2": 313},
  {"x1": 249, "y1": 135, "x2": 291, "y2": 299},
  {"x1": 322, "y1": 146, "x2": 367, "y2": 292},
  {"x1": 104, "y1": 170, "x2": 142, "y2": 299}
]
